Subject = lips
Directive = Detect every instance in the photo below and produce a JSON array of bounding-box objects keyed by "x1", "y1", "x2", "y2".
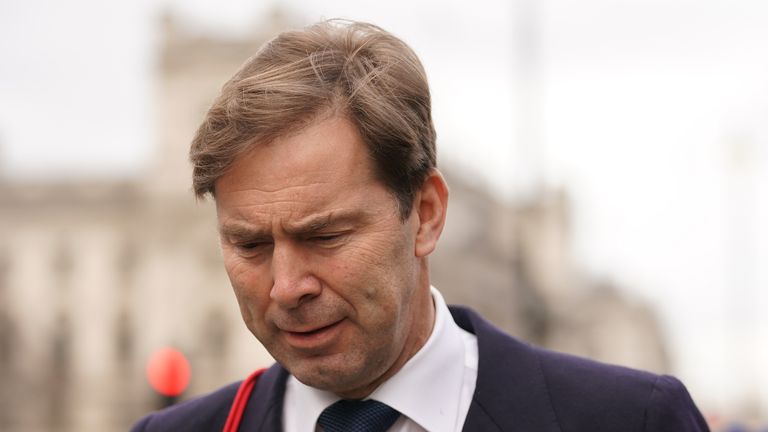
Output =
[
  {"x1": 287, "y1": 321, "x2": 340, "y2": 335},
  {"x1": 282, "y1": 319, "x2": 345, "y2": 350}
]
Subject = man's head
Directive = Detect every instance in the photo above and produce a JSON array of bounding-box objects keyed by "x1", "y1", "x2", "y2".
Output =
[
  {"x1": 190, "y1": 20, "x2": 437, "y2": 220},
  {"x1": 192, "y1": 20, "x2": 448, "y2": 399}
]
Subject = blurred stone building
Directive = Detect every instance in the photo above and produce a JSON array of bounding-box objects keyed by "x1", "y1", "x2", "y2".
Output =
[{"x1": 0, "y1": 13, "x2": 668, "y2": 432}]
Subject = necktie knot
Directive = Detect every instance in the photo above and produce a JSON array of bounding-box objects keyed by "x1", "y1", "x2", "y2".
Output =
[{"x1": 318, "y1": 399, "x2": 400, "y2": 432}]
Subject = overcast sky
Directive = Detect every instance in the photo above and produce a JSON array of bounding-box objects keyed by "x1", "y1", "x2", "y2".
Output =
[{"x1": 2, "y1": 0, "x2": 768, "y2": 414}]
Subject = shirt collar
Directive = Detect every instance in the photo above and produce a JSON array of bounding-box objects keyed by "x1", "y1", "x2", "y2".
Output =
[{"x1": 284, "y1": 286, "x2": 468, "y2": 432}]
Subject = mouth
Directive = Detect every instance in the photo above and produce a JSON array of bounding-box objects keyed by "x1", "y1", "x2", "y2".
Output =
[
  {"x1": 288, "y1": 321, "x2": 340, "y2": 335},
  {"x1": 282, "y1": 319, "x2": 345, "y2": 350}
]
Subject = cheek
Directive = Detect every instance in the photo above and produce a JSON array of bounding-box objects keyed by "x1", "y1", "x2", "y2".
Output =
[
  {"x1": 224, "y1": 258, "x2": 270, "y2": 316},
  {"x1": 343, "y1": 229, "x2": 412, "y2": 271},
  {"x1": 331, "y1": 249, "x2": 411, "y2": 309},
  {"x1": 327, "y1": 249, "x2": 385, "y2": 300}
]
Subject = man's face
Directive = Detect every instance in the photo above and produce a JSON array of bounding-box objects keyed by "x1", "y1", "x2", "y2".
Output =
[{"x1": 214, "y1": 116, "x2": 432, "y2": 398}]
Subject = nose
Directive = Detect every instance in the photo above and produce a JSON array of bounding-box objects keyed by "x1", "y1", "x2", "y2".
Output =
[{"x1": 269, "y1": 241, "x2": 321, "y2": 309}]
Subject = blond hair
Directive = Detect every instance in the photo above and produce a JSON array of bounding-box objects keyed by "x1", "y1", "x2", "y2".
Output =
[{"x1": 190, "y1": 20, "x2": 436, "y2": 218}]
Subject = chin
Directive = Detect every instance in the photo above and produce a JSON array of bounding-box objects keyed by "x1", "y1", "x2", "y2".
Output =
[{"x1": 291, "y1": 359, "x2": 370, "y2": 394}]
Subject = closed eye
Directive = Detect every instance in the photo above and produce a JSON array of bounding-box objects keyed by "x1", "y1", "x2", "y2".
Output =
[
  {"x1": 312, "y1": 234, "x2": 341, "y2": 241},
  {"x1": 307, "y1": 233, "x2": 347, "y2": 246},
  {"x1": 233, "y1": 240, "x2": 272, "y2": 257},
  {"x1": 240, "y1": 242, "x2": 267, "y2": 249}
]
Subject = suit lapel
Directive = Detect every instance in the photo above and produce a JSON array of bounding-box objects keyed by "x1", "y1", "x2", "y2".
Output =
[
  {"x1": 451, "y1": 307, "x2": 562, "y2": 432},
  {"x1": 238, "y1": 363, "x2": 289, "y2": 432}
]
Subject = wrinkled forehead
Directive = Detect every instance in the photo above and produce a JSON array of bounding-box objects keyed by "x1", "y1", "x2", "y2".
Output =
[
  {"x1": 229, "y1": 116, "x2": 371, "y2": 183},
  {"x1": 213, "y1": 115, "x2": 395, "y2": 227}
]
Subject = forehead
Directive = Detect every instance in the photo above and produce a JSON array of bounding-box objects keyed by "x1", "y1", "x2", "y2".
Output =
[
  {"x1": 213, "y1": 116, "x2": 391, "y2": 226},
  {"x1": 221, "y1": 116, "x2": 370, "y2": 188}
]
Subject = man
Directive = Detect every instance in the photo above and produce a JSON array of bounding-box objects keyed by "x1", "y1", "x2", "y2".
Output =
[{"x1": 133, "y1": 20, "x2": 709, "y2": 431}]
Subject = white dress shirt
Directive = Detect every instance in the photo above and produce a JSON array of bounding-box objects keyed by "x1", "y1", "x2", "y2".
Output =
[{"x1": 283, "y1": 286, "x2": 479, "y2": 432}]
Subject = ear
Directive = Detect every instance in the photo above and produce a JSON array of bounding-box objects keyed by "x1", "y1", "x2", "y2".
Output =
[{"x1": 414, "y1": 169, "x2": 449, "y2": 257}]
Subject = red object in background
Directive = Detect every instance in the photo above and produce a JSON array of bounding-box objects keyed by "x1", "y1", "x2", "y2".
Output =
[{"x1": 146, "y1": 347, "x2": 191, "y2": 397}]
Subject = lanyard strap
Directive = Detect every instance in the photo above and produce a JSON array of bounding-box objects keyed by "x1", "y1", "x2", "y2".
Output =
[{"x1": 222, "y1": 368, "x2": 266, "y2": 432}]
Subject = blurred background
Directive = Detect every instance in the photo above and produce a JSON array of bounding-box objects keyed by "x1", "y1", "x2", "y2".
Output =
[{"x1": 1, "y1": 0, "x2": 767, "y2": 430}]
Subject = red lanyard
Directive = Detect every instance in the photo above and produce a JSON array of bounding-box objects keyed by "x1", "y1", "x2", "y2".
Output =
[{"x1": 222, "y1": 369, "x2": 265, "y2": 432}]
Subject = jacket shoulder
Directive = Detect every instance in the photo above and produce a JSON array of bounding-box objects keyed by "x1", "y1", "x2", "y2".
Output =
[
  {"x1": 449, "y1": 305, "x2": 708, "y2": 431},
  {"x1": 130, "y1": 381, "x2": 240, "y2": 432},
  {"x1": 536, "y1": 348, "x2": 709, "y2": 431}
]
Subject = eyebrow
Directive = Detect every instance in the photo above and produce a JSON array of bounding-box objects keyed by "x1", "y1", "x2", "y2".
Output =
[
  {"x1": 284, "y1": 211, "x2": 365, "y2": 235},
  {"x1": 218, "y1": 222, "x2": 270, "y2": 241},
  {"x1": 219, "y1": 211, "x2": 366, "y2": 240}
]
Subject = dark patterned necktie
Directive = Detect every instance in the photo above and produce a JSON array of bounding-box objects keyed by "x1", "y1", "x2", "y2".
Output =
[{"x1": 317, "y1": 399, "x2": 401, "y2": 432}]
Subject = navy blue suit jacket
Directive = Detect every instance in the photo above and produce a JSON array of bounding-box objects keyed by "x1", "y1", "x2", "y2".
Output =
[{"x1": 132, "y1": 306, "x2": 709, "y2": 431}]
